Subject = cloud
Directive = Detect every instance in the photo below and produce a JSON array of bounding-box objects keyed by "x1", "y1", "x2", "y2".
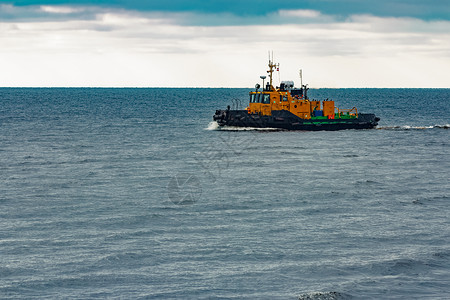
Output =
[
  {"x1": 5, "y1": 0, "x2": 450, "y2": 22},
  {"x1": 278, "y1": 9, "x2": 322, "y2": 18},
  {"x1": 0, "y1": 3, "x2": 100, "y2": 22},
  {"x1": 0, "y1": 4, "x2": 449, "y2": 87},
  {"x1": 40, "y1": 5, "x2": 82, "y2": 14}
]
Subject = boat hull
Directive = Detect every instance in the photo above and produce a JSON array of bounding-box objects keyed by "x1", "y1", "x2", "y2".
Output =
[{"x1": 213, "y1": 109, "x2": 379, "y2": 131}]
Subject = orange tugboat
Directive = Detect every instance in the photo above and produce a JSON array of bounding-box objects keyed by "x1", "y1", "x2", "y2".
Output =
[{"x1": 213, "y1": 58, "x2": 380, "y2": 130}]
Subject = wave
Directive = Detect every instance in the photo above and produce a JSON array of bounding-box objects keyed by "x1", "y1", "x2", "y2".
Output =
[
  {"x1": 298, "y1": 291, "x2": 353, "y2": 300},
  {"x1": 205, "y1": 121, "x2": 281, "y2": 131},
  {"x1": 377, "y1": 124, "x2": 449, "y2": 130},
  {"x1": 207, "y1": 121, "x2": 449, "y2": 131},
  {"x1": 205, "y1": 121, "x2": 220, "y2": 130}
]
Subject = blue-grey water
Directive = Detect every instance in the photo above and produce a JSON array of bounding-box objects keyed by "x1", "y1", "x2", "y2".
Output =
[{"x1": 1, "y1": 88, "x2": 449, "y2": 299}]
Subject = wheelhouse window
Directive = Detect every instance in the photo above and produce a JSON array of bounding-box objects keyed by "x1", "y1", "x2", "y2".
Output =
[
  {"x1": 263, "y1": 94, "x2": 270, "y2": 104},
  {"x1": 250, "y1": 94, "x2": 256, "y2": 103}
]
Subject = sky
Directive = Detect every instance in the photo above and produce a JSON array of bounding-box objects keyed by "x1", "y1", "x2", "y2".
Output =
[{"x1": 1, "y1": 0, "x2": 449, "y2": 87}]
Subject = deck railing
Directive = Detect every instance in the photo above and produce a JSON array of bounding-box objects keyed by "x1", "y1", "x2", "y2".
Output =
[{"x1": 337, "y1": 107, "x2": 358, "y2": 118}]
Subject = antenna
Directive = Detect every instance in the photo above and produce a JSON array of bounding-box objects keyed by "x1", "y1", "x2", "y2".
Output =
[
  {"x1": 266, "y1": 51, "x2": 279, "y2": 90},
  {"x1": 299, "y1": 69, "x2": 303, "y2": 88},
  {"x1": 268, "y1": 50, "x2": 274, "y2": 64}
]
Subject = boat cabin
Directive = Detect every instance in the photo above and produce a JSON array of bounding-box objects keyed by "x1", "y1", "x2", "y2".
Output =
[{"x1": 247, "y1": 60, "x2": 357, "y2": 120}]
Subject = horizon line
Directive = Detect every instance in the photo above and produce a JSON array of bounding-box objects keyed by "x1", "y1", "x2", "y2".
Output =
[{"x1": 1, "y1": 86, "x2": 449, "y2": 89}]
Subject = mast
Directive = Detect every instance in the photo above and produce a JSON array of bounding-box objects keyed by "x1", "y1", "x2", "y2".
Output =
[
  {"x1": 267, "y1": 52, "x2": 279, "y2": 91},
  {"x1": 299, "y1": 69, "x2": 303, "y2": 88}
]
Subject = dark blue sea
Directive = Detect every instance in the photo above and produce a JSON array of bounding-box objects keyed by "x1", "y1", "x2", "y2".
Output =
[{"x1": 1, "y1": 88, "x2": 449, "y2": 299}]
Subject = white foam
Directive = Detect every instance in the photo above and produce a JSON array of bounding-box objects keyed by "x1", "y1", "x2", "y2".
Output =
[
  {"x1": 209, "y1": 123, "x2": 449, "y2": 131},
  {"x1": 219, "y1": 126, "x2": 281, "y2": 131},
  {"x1": 435, "y1": 124, "x2": 450, "y2": 129},
  {"x1": 377, "y1": 124, "x2": 448, "y2": 130},
  {"x1": 205, "y1": 121, "x2": 220, "y2": 130},
  {"x1": 205, "y1": 121, "x2": 281, "y2": 131}
]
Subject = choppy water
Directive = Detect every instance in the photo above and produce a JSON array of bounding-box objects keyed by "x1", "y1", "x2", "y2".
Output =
[{"x1": 1, "y1": 88, "x2": 449, "y2": 299}]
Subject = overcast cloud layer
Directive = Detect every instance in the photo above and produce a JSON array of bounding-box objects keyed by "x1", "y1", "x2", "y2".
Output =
[
  {"x1": 7, "y1": 0, "x2": 450, "y2": 21},
  {"x1": 1, "y1": 1, "x2": 449, "y2": 87}
]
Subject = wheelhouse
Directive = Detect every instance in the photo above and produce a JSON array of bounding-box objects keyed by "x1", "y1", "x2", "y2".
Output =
[{"x1": 246, "y1": 59, "x2": 356, "y2": 120}]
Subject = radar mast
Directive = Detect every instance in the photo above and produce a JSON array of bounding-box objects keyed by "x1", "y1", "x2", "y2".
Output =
[{"x1": 267, "y1": 51, "x2": 279, "y2": 91}]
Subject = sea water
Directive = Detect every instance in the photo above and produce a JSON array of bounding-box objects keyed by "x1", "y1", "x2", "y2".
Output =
[{"x1": 0, "y1": 88, "x2": 449, "y2": 299}]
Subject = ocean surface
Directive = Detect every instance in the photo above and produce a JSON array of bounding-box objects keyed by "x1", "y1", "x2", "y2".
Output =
[{"x1": 0, "y1": 88, "x2": 449, "y2": 299}]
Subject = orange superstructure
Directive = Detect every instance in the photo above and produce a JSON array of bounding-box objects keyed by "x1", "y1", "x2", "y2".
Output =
[{"x1": 247, "y1": 58, "x2": 357, "y2": 120}]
